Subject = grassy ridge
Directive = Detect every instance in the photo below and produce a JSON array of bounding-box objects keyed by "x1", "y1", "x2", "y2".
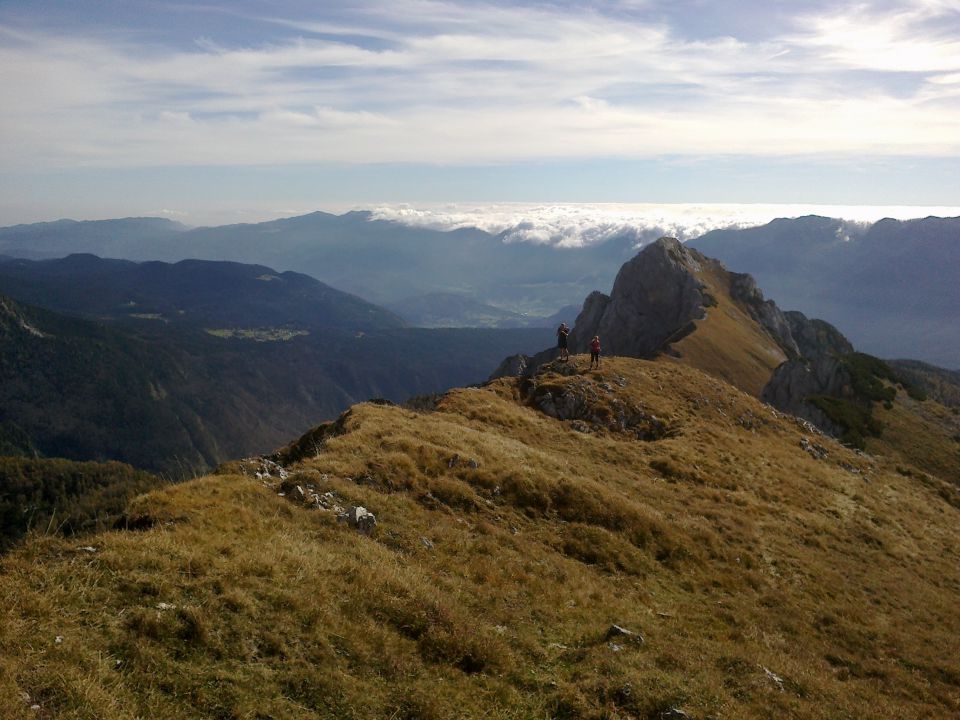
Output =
[{"x1": 2, "y1": 357, "x2": 959, "y2": 718}]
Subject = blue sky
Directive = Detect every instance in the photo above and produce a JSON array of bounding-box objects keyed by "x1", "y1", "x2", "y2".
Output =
[{"x1": 1, "y1": 0, "x2": 959, "y2": 225}]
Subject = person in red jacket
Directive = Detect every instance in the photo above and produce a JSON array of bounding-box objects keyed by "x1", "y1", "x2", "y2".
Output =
[{"x1": 589, "y1": 335, "x2": 601, "y2": 369}]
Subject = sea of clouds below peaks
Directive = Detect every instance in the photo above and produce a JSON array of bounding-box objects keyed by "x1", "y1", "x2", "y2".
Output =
[{"x1": 369, "y1": 203, "x2": 960, "y2": 248}]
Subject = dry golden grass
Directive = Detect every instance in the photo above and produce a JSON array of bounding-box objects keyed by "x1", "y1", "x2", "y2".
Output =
[
  {"x1": 867, "y1": 389, "x2": 960, "y2": 484},
  {"x1": 668, "y1": 261, "x2": 787, "y2": 396},
  {"x1": 2, "y1": 356, "x2": 959, "y2": 719}
]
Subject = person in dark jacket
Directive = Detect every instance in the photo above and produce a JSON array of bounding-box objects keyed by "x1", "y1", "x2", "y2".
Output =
[{"x1": 557, "y1": 322, "x2": 570, "y2": 361}]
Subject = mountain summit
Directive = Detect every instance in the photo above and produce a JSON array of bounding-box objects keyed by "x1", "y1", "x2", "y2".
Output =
[
  {"x1": 496, "y1": 237, "x2": 800, "y2": 396},
  {"x1": 493, "y1": 237, "x2": 960, "y2": 479}
]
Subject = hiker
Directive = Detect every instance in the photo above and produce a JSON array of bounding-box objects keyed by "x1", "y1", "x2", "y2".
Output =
[
  {"x1": 556, "y1": 322, "x2": 570, "y2": 361},
  {"x1": 589, "y1": 335, "x2": 601, "y2": 369}
]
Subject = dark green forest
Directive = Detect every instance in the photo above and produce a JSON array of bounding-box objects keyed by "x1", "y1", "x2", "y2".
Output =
[{"x1": 0, "y1": 456, "x2": 161, "y2": 550}]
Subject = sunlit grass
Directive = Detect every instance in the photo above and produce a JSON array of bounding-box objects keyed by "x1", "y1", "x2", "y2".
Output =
[{"x1": 2, "y1": 357, "x2": 959, "y2": 718}]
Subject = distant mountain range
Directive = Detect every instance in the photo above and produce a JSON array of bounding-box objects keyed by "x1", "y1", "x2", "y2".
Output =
[
  {"x1": 1, "y1": 211, "x2": 957, "y2": 366},
  {"x1": 0, "y1": 212, "x2": 637, "y2": 316},
  {"x1": 0, "y1": 255, "x2": 553, "y2": 475},
  {"x1": 0, "y1": 254, "x2": 404, "y2": 331}
]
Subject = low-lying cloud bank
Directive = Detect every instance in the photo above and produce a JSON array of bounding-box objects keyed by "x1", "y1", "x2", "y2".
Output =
[{"x1": 371, "y1": 203, "x2": 960, "y2": 247}]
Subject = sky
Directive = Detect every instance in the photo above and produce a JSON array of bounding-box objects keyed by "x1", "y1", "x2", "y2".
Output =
[{"x1": 1, "y1": 0, "x2": 960, "y2": 226}]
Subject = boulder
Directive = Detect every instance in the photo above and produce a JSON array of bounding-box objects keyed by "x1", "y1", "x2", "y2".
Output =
[{"x1": 338, "y1": 505, "x2": 377, "y2": 534}]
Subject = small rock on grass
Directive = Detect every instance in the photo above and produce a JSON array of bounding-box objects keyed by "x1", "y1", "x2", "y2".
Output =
[{"x1": 606, "y1": 624, "x2": 644, "y2": 644}]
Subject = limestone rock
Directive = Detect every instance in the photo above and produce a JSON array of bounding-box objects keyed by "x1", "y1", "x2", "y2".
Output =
[
  {"x1": 606, "y1": 624, "x2": 644, "y2": 645},
  {"x1": 729, "y1": 272, "x2": 800, "y2": 357},
  {"x1": 570, "y1": 238, "x2": 708, "y2": 358},
  {"x1": 784, "y1": 310, "x2": 854, "y2": 360},
  {"x1": 338, "y1": 505, "x2": 377, "y2": 534},
  {"x1": 488, "y1": 353, "x2": 528, "y2": 380},
  {"x1": 761, "y1": 355, "x2": 853, "y2": 436},
  {"x1": 800, "y1": 437, "x2": 829, "y2": 460}
]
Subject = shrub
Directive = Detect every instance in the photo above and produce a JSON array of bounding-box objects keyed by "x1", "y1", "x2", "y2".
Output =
[{"x1": 808, "y1": 396, "x2": 883, "y2": 449}]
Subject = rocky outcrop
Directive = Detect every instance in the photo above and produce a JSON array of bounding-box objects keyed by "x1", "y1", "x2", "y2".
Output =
[
  {"x1": 760, "y1": 356, "x2": 853, "y2": 436},
  {"x1": 729, "y1": 273, "x2": 799, "y2": 358},
  {"x1": 569, "y1": 238, "x2": 708, "y2": 357},
  {"x1": 760, "y1": 313, "x2": 858, "y2": 436},
  {"x1": 518, "y1": 362, "x2": 678, "y2": 440},
  {"x1": 488, "y1": 353, "x2": 529, "y2": 380},
  {"x1": 784, "y1": 311, "x2": 854, "y2": 360}
]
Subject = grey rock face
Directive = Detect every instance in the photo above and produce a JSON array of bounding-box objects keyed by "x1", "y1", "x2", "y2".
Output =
[
  {"x1": 784, "y1": 310, "x2": 854, "y2": 360},
  {"x1": 729, "y1": 273, "x2": 800, "y2": 358},
  {"x1": 570, "y1": 238, "x2": 708, "y2": 357},
  {"x1": 569, "y1": 290, "x2": 610, "y2": 351},
  {"x1": 761, "y1": 355, "x2": 853, "y2": 436},
  {"x1": 759, "y1": 311, "x2": 859, "y2": 438},
  {"x1": 488, "y1": 353, "x2": 528, "y2": 380}
]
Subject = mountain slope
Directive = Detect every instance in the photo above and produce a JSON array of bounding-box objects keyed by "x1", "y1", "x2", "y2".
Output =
[
  {"x1": 494, "y1": 238, "x2": 960, "y2": 482},
  {"x1": 0, "y1": 211, "x2": 639, "y2": 314},
  {"x1": 689, "y1": 215, "x2": 960, "y2": 368},
  {"x1": 0, "y1": 293, "x2": 552, "y2": 475},
  {"x1": 2, "y1": 356, "x2": 958, "y2": 719},
  {"x1": 0, "y1": 254, "x2": 404, "y2": 332},
  {"x1": 0, "y1": 456, "x2": 161, "y2": 551}
]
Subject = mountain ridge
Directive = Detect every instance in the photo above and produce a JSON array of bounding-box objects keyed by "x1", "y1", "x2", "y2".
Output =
[
  {"x1": 0, "y1": 254, "x2": 405, "y2": 332},
  {"x1": 2, "y1": 353, "x2": 958, "y2": 718},
  {"x1": 2, "y1": 234, "x2": 960, "y2": 717}
]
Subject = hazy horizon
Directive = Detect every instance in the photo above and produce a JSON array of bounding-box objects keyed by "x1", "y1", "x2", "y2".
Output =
[{"x1": 5, "y1": 202, "x2": 959, "y2": 249}]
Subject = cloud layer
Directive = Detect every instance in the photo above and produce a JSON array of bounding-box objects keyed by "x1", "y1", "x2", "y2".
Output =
[
  {"x1": 370, "y1": 202, "x2": 960, "y2": 246},
  {"x1": 2, "y1": 0, "x2": 960, "y2": 170}
]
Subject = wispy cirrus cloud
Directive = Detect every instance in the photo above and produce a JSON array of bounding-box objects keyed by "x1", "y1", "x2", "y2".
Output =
[{"x1": 1, "y1": 0, "x2": 959, "y2": 172}]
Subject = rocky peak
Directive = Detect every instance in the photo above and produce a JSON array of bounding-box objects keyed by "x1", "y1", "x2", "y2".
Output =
[
  {"x1": 491, "y1": 238, "x2": 806, "y2": 384},
  {"x1": 569, "y1": 237, "x2": 709, "y2": 358}
]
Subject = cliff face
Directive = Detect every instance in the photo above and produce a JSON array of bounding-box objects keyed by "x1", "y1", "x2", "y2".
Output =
[
  {"x1": 570, "y1": 238, "x2": 708, "y2": 356},
  {"x1": 760, "y1": 313, "x2": 858, "y2": 435}
]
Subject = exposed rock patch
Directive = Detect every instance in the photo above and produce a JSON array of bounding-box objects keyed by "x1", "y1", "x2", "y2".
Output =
[
  {"x1": 520, "y1": 362, "x2": 679, "y2": 441},
  {"x1": 728, "y1": 273, "x2": 799, "y2": 358}
]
